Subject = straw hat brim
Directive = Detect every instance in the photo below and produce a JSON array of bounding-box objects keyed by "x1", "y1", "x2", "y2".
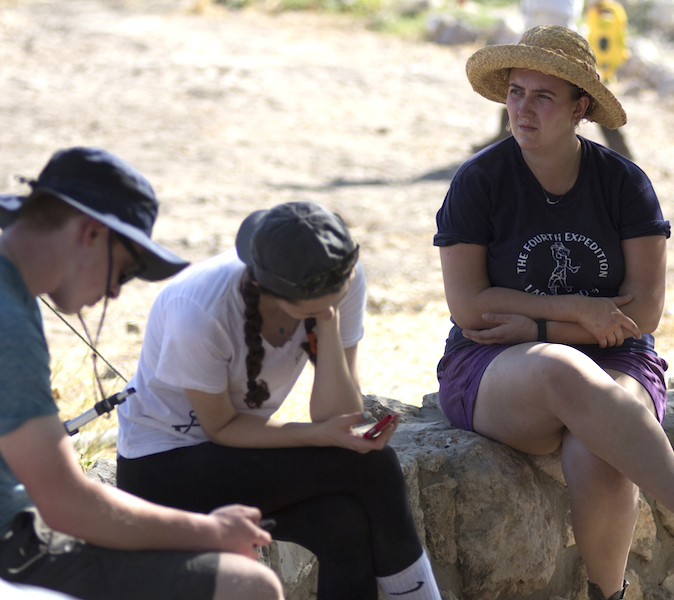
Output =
[{"x1": 466, "y1": 44, "x2": 626, "y2": 129}]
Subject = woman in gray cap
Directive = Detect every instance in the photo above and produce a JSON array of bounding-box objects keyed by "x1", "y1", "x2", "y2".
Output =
[
  {"x1": 434, "y1": 26, "x2": 670, "y2": 600},
  {"x1": 116, "y1": 201, "x2": 443, "y2": 600}
]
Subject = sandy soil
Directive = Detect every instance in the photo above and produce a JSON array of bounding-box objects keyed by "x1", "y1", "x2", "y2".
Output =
[{"x1": 2, "y1": 0, "x2": 674, "y2": 424}]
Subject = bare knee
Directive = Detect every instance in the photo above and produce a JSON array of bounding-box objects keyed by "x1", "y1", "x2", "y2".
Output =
[
  {"x1": 534, "y1": 345, "x2": 614, "y2": 408},
  {"x1": 562, "y1": 434, "x2": 638, "y2": 500},
  {"x1": 585, "y1": 459, "x2": 637, "y2": 499},
  {"x1": 535, "y1": 345, "x2": 587, "y2": 386},
  {"x1": 212, "y1": 554, "x2": 284, "y2": 600}
]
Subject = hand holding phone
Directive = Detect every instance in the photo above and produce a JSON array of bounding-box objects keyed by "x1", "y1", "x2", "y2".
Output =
[{"x1": 363, "y1": 413, "x2": 397, "y2": 439}]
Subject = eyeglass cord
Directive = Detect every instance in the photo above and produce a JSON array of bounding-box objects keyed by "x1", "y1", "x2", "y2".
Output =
[
  {"x1": 38, "y1": 230, "x2": 128, "y2": 433},
  {"x1": 38, "y1": 296, "x2": 128, "y2": 384},
  {"x1": 38, "y1": 230, "x2": 128, "y2": 393}
]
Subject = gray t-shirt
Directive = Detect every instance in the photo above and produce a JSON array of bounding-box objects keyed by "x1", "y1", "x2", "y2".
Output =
[{"x1": 0, "y1": 256, "x2": 58, "y2": 535}]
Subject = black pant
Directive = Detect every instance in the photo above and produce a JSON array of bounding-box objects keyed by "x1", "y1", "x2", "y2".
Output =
[{"x1": 117, "y1": 444, "x2": 422, "y2": 600}]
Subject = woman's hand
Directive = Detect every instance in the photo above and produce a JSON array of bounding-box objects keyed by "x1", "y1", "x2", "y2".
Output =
[
  {"x1": 316, "y1": 411, "x2": 399, "y2": 453},
  {"x1": 462, "y1": 296, "x2": 641, "y2": 348},
  {"x1": 462, "y1": 313, "x2": 538, "y2": 345},
  {"x1": 310, "y1": 308, "x2": 364, "y2": 421},
  {"x1": 575, "y1": 295, "x2": 641, "y2": 348}
]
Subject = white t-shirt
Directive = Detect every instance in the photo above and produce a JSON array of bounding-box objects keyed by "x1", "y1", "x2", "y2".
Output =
[{"x1": 117, "y1": 249, "x2": 367, "y2": 459}]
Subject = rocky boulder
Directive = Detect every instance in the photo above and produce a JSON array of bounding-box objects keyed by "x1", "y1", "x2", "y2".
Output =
[
  {"x1": 257, "y1": 393, "x2": 674, "y2": 600},
  {"x1": 88, "y1": 392, "x2": 674, "y2": 600}
]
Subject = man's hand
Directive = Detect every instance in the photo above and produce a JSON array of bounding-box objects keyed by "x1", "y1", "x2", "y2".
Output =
[{"x1": 208, "y1": 505, "x2": 272, "y2": 559}]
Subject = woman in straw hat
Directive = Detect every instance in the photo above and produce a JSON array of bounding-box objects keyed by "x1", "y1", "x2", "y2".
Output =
[
  {"x1": 116, "y1": 201, "x2": 443, "y2": 600},
  {"x1": 434, "y1": 26, "x2": 670, "y2": 600}
]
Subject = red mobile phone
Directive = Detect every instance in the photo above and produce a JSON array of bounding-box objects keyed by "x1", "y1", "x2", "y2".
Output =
[{"x1": 363, "y1": 413, "x2": 396, "y2": 439}]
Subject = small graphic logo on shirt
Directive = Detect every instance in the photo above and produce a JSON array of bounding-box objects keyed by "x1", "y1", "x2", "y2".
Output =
[
  {"x1": 172, "y1": 410, "x2": 200, "y2": 434},
  {"x1": 547, "y1": 242, "x2": 580, "y2": 294}
]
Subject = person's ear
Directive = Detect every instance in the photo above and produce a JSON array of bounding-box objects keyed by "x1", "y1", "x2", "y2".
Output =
[
  {"x1": 79, "y1": 217, "x2": 108, "y2": 248},
  {"x1": 574, "y1": 95, "x2": 590, "y2": 124}
]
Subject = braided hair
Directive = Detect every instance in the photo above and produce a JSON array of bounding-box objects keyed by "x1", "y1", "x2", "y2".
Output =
[
  {"x1": 241, "y1": 270, "x2": 318, "y2": 409},
  {"x1": 242, "y1": 272, "x2": 270, "y2": 409}
]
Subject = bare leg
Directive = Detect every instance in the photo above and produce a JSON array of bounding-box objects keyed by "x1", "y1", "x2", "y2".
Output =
[
  {"x1": 213, "y1": 553, "x2": 284, "y2": 600},
  {"x1": 562, "y1": 370, "x2": 655, "y2": 598},
  {"x1": 562, "y1": 432, "x2": 637, "y2": 597},
  {"x1": 472, "y1": 343, "x2": 674, "y2": 512},
  {"x1": 473, "y1": 345, "x2": 667, "y2": 598}
]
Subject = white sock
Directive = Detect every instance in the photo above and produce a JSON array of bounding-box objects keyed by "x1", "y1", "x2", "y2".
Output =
[{"x1": 376, "y1": 550, "x2": 442, "y2": 600}]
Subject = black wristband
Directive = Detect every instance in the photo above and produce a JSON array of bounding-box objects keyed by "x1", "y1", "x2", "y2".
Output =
[{"x1": 535, "y1": 319, "x2": 547, "y2": 342}]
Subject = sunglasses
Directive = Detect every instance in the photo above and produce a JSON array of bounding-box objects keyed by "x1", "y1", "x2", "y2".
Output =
[{"x1": 116, "y1": 234, "x2": 146, "y2": 285}]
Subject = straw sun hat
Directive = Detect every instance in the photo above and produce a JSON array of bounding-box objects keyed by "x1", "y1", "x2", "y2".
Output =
[{"x1": 466, "y1": 25, "x2": 626, "y2": 129}]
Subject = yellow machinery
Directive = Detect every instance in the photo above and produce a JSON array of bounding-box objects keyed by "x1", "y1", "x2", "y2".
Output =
[{"x1": 586, "y1": 0, "x2": 630, "y2": 80}]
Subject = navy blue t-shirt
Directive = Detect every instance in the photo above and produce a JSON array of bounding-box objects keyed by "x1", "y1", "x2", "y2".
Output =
[{"x1": 434, "y1": 136, "x2": 670, "y2": 355}]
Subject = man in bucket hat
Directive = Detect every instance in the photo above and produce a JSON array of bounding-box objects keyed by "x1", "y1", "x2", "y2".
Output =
[{"x1": 0, "y1": 147, "x2": 284, "y2": 600}]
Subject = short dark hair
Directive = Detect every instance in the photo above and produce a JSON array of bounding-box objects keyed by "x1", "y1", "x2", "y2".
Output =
[{"x1": 16, "y1": 192, "x2": 82, "y2": 231}]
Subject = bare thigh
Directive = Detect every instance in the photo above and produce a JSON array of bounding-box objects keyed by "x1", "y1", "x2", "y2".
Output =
[
  {"x1": 605, "y1": 368, "x2": 657, "y2": 419},
  {"x1": 471, "y1": 342, "x2": 620, "y2": 455}
]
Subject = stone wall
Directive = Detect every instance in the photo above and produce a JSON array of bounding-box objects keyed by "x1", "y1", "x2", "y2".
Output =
[
  {"x1": 88, "y1": 392, "x2": 674, "y2": 600},
  {"x1": 256, "y1": 393, "x2": 674, "y2": 600}
]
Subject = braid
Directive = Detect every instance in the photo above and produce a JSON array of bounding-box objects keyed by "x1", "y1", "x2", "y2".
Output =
[
  {"x1": 301, "y1": 318, "x2": 317, "y2": 365},
  {"x1": 242, "y1": 271, "x2": 270, "y2": 409}
]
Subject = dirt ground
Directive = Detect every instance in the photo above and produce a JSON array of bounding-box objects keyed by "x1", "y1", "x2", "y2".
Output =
[{"x1": 2, "y1": 0, "x2": 674, "y2": 425}]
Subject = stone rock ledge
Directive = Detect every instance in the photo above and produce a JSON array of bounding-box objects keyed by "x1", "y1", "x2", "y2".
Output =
[
  {"x1": 88, "y1": 392, "x2": 674, "y2": 600},
  {"x1": 256, "y1": 393, "x2": 674, "y2": 600}
]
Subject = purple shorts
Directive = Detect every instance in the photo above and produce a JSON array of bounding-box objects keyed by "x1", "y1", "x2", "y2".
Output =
[{"x1": 437, "y1": 344, "x2": 669, "y2": 432}]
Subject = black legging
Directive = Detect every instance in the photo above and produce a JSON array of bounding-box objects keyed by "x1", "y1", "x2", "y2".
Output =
[{"x1": 117, "y1": 444, "x2": 422, "y2": 600}]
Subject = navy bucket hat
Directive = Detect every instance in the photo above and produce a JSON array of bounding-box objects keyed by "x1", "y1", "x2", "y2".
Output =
[{"x1": 0, "y1": 147, "x2": 189, "y2": 281}]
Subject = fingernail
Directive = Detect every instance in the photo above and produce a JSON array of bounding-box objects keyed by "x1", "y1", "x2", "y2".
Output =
[{"x1": 363, "y1": 411, "x2": 371, "y2": 420}]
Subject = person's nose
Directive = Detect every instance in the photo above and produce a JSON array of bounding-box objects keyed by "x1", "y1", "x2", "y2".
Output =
[{"x1": 518, "y1": 93, "x2": 535, "y2": 117}]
